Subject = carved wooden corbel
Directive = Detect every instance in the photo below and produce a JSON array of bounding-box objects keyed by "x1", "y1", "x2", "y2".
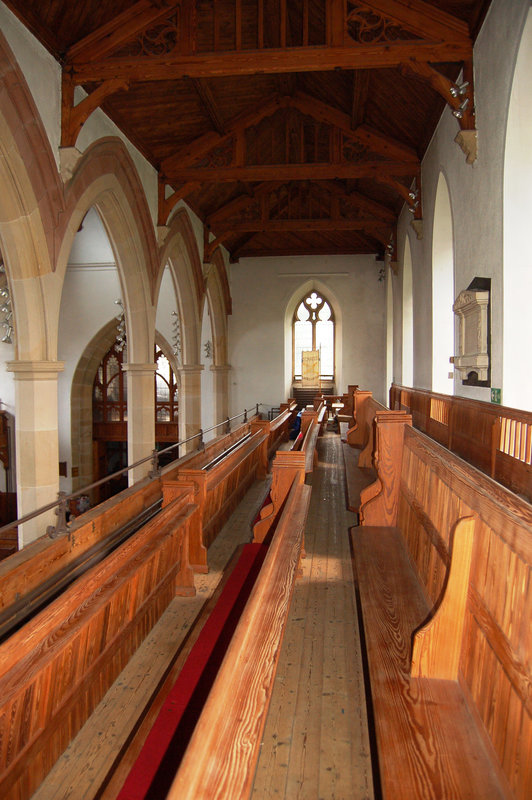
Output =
[{"x1": 61, "y1": 72, "x2": 129, "y2": 148}]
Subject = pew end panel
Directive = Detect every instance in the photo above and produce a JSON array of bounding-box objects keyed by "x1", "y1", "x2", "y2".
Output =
[
  {"x1": 253, "y1": 450, "x2": 306, "y2": 544},
  {"x1": 358, "y1": 411, "x2": 412, "y2": 527},
  {"x1": 346, "y1": 390, "x2": 373, "y2": 449},
  {"x1": 163, "y1": 477, "x2": 208, "y2": 574}
]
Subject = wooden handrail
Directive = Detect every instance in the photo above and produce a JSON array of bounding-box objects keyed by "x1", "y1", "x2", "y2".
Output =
[{"x1": 167, "y1": 479, "x2": 311, "y2": 799}]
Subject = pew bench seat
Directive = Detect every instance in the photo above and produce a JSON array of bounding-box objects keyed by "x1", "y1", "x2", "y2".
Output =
[
  {"x1": 342, "y1": 441, "x2": 376, "y2": 513},
  {"x1": 351, "y1": 525, "x2": 507, "y2": 800}
]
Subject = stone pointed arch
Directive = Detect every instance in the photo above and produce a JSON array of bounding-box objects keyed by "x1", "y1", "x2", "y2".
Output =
[
  {"x1": 56, "y1": 138, "x2": 159, "y2": 364},
  {"x1": 158, "y1": 208, "x2": 204, "y2": 366},
  {"x1": 0, "y1": 28, "x2": 64, "y2": 362},
  {"x1": 70, "y1": 319, "x2": 118, "y2": 491},
  {"x1": 206, "y1": 248, "x2": 231, "y2": 366}
]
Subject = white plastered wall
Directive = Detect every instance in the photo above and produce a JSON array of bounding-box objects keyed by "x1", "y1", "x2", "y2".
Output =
[
  {"x1": 228, "y1": 254, "x2": 386, "y2": 413},
  {"x1": 394, "y1": 0, "x2": 532, "y2": 405}
]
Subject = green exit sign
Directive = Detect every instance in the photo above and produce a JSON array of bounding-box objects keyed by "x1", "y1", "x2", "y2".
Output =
[{"x1": 491, "y1": 388, "x2": 501, "y2": 404}]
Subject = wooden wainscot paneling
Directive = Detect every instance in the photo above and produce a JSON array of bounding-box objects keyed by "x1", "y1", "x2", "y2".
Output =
[{"x1": 0, "y1": 484, "x2": 197, "y2": 800}]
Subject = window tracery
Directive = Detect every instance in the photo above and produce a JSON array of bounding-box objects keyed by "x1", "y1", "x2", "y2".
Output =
[{"x1": 292, "y1": 291, "x2": 335, "y2": 380}]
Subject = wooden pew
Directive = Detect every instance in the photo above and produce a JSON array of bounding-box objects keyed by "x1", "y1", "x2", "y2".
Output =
[
  {"x1": 0, "y1": 485, "x2": 198, "y2": 800},
  {"x1": 249, "y1": 401, "x2": 298, "y2": 461},
  {"x1": 0, "y1": 476, "x2": 162, "y2": 635},
  {"x1": 163, "y1": 426, "x2": 269, "y2": 572},
  {"x1": 0, "y1": 420, "x2": 261, "y2": 632},
  {"x1": 390, "y1": 383, "x2": 532, "y2": 502},
  {"x1": 352, "y1": 416, "x2": 532, "y2": 799},
  {"x1": 253, "y1": 407, "x2": 321, "y2": 544},
  {"x1": 167, "y1": 476, "x2": 312, "y2": 800},
  {"x1": 342, "y1": 390, "x2": 393, "y2": 515}
]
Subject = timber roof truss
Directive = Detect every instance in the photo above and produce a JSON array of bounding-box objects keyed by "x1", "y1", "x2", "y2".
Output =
[{"x1": 4, "y1": 0, "x2": 492, "y2": 261}]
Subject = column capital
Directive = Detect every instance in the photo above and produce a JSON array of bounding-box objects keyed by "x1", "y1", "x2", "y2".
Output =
[
  {"x1": 6, "y1": 360, "x2": 65, "y2": 379},
  {"x1": 180, "y1": 363, "x2": 204, "y2": 375},
  {"x1": 121, "y1": 362, "x2": 157, "y2": 374},
  {"x1": 210, "y1": 363, "x2": 232, "y2": 373}
]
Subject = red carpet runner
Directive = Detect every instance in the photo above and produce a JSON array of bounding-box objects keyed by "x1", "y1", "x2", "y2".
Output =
[{"x1": 116, "y1": 541, "x2": 267, "y2": 800}]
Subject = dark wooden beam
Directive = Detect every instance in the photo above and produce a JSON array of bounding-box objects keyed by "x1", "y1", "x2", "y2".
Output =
[
  {"x1": 216, "y1": 218, "x2": 393, "y2": 234},
  {"x1": 206, "y1": 217, "x2": 393, "y2": 259},
  {"x1": 161, "y1": 93, "x2": 289, "y2": 172},
  {"x1": 161, "y1": 90, "x2": 419, "y2": 179},
  {"x1": 206, "y1": 182, "x2": 284, "y2": 226},
  {"x1": 166, "y1": 161, "x2": 420, "y2": 183},
  {"x1": 61, "y1": 74, "x2": 129, "y2": 147},
  {"x1": 70, "y1": 41, "x2": 472, "y2": 83},
  {"x1": 400, "y1": 60, "x2": 475, "y2": 130}
]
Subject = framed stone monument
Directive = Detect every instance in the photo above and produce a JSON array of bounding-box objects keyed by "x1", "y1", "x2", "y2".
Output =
[{"x1": 452, "y1": 277, "x2": 491, "y2": 386}]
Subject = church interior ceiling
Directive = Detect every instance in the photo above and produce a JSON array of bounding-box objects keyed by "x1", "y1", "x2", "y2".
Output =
[{"x1": 3, "y1": 0, "x2": 492, "y2": 260}]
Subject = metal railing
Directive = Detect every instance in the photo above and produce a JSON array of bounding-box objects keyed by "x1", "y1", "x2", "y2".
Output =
[{"x1": 0, "y1": 404, "x2": 261, "y2": 543}]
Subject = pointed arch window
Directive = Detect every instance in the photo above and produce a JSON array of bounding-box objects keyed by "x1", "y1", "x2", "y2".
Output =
[{"x1": 292, "y1": 291, "x2": 335, "y2": 380}]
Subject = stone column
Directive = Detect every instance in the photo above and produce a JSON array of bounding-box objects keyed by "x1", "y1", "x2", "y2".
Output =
[
  {"x1": 6, "y1": 360, "x2": 64, "y2": 547},
  {"x1": 122, "y1": 362, "x2": 156, "y2": 485},
  {"x1": 211, "y1": 364, "x2": 231, "y2": 429},
  {"x1": 179, "y1": 364, "x2": 203, "y2": 453}
]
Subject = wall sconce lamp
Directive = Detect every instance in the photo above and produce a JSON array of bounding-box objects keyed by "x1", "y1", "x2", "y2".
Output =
[
  {"x1": 171, "y1": 310, "x2": 181, "y2": 360},
  {"x1": 114, "y1": 299, "x2": 126, "y2": 351}
]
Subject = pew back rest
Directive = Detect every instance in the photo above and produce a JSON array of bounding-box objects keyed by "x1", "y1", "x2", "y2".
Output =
[
  {"x1": 0, "y1": 476, "x2": 162, "y2": 618},
  {"x1": 390, "y1": 383, "x2": 532, "y2": 502},
  {"x1": 398, "y1": 426, "x2": 532, "y2": 799}
]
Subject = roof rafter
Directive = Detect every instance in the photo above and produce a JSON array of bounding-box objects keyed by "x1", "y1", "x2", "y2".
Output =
[
  {"x1": 359, "y1": 0, "x2": 471, "y2": 43},
  {"x1": 66, "y1": 1, "x2": 180, "y2": 63},
  {"x1": 160, "y1": 90, "x2": 419, "y2": 186}
]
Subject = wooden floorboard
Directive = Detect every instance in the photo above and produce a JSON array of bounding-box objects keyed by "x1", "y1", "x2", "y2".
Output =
[
  {"x1": 31, "y1": 432, "x2": 374, "y2": 799},
  {"x1": 31, "y1": 476, "x2": 271, "y2": 800},
  {"x1": 251, "y1": 432, "x2": 374, "y2": 800}
]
